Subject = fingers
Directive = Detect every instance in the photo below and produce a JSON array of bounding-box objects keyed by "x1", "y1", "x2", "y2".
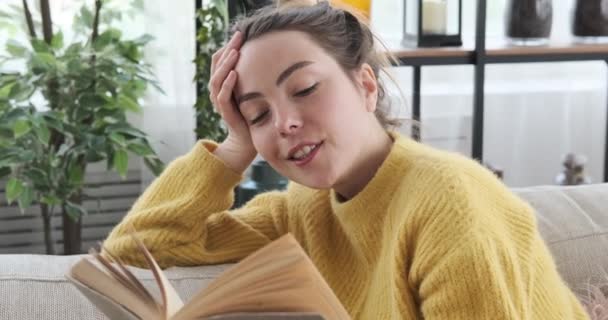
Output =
[
  {"x1": 209, "y1": 31, "x2": 244, "y2": 110},
  {"x1": 210, "y1": 31, "x2": 243, "y2": 76},
  {"x1": 216, "y1": 71, "x2": 238, "y2": 117},
  {"x1": 209, "y1": 49, "x2": 239, "y2": 107}
]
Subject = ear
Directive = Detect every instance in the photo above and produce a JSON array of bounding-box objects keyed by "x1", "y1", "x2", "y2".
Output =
[{"x1": 357, "y1": 63, "x2": 378, "y2": 112}]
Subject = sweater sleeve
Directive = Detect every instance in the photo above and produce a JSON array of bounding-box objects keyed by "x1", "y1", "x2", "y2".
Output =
[
  {"x1": 408, "y1": 165, "x2": 588, "y2": 319},
  {"x1": 100, "y1": 140, "x2": 289, "y2": 269}
]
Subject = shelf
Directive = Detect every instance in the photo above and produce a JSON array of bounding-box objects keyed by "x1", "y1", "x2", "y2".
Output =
[
  {"x1": 485, "y1": 40, "x2": 608, "y2": 63},
  {"x1": 381, "y1": 7, "x2": 608, "y2": 182},
  {"x1": 384, "y1": 38, "x2": 474, "y2": 66},
  {"x1": 386, "y1": 37, "x2": 608, "y2": 65}
]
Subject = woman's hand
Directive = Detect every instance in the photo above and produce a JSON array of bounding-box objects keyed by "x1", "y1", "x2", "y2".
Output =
[{"x1": 208, "y1": 31, "x2": 257, "y2": 173}]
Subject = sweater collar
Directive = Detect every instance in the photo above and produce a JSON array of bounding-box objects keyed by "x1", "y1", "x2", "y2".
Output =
[{"x1": 330, "y1": 131, "x2": 413, "y2": 231}]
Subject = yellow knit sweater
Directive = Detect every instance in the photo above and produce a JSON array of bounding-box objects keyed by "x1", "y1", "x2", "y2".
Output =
[{"x1": 102, "y1": 132, "x2": 589, "y2": 319}]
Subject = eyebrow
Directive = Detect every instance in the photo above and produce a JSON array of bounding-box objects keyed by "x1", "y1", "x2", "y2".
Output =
[{"x1": 236, "y1": 60, "x2": 314, "y2": 106}]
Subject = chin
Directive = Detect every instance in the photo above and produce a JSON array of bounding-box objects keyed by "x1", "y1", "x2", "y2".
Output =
[{"x1": 292, "y1": 173, "x2": 336, "y2": 190}]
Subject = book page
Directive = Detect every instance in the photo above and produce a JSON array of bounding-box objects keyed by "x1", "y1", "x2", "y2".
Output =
[
  {"x1": 66, "y1": 273, "x2": 141, "y2": 320},
  {"x1": 130, "y1": 228, "x2": 185, "y2": 319},
  {"x1": 171, "y1": 234, "x2": 350, "y2": 320},
  {"x1": 67, "y1": 257, "x2": 161, "y2": 320}
]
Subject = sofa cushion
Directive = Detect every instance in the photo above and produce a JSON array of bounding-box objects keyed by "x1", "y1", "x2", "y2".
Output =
[
  {"x1": 0, "y1": 253, "x2": 231, "y2": 320},
  {"x1": 514, "y1": 183, "x2": 608, "y2": 293}
]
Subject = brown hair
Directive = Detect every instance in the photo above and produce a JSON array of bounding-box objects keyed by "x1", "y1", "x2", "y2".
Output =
[{"x1": 231, "y1": 0, "x2": 403, "y2": 130}]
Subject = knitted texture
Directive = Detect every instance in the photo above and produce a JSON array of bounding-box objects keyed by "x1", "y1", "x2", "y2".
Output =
[{"x1": 102, "y1": 133, "x2": 589, "y2": 319}]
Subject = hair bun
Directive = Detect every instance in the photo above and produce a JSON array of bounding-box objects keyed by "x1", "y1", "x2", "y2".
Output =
[{"x1": 276, "y1": 0, "x2": 318, "y2": 9}]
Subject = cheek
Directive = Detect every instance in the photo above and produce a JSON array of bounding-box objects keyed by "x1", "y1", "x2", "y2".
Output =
[{"x1": 250, "y1": 129, "x2": 279, "y2": 160}]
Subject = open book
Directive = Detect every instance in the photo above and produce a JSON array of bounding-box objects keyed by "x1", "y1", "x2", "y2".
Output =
[{"x1": 65, "y1": 230, "x2": 351, "y2": 320}]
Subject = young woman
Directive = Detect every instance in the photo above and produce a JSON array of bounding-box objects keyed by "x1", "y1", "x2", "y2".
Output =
[{"x1": 102, "y1": 1, "x2": 589, "y2": 318}]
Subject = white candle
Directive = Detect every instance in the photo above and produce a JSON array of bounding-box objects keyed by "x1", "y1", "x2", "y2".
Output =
[{"x1": 422, "y1": 0, "x2": 447, "y2": 35}]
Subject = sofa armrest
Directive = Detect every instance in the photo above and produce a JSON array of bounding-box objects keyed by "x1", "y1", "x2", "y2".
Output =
[{"x1": 514, "y1": 183, "x2": 608, "y2": 292}]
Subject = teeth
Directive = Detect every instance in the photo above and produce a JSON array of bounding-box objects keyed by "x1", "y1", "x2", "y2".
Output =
[{"x1": 293, "y1": 145, "x2": 316, "y2": 160}]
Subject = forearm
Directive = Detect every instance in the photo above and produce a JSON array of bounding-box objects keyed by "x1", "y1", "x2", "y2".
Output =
[{"x1": 102, "y1": 140, "x2": 244, "y2": 266}]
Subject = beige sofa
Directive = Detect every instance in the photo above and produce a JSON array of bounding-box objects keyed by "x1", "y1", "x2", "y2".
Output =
[{"x1": 1, "y1": 183, "x2": 607, "y2": 319}]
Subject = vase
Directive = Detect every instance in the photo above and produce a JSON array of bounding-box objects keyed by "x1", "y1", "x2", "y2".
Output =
[
  {"x1": 572, "y1": 0, "x2": 608, "y2": 43},
  {"x1": 505, "y1": 0, "x2": 552, "y2": 46}
]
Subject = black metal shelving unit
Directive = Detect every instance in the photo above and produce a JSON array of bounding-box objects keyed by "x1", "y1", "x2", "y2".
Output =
[{"x1": 391, "y1": 0, "x2": 608, "y2": 183}]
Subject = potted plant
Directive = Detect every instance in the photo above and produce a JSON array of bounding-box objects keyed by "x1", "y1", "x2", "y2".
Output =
[
  {"x1": 194, "y1": 0, "x2": 229, "y2": 142},
  {"x1": 0, "y1": 0, "x2": 164, "y2": 255}
]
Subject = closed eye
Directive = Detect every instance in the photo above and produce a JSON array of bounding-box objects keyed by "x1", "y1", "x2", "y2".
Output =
[
  {"x1": 251, "y1": 110, "x2": 269, "y2": 125},
  {"x1": 294, "y1": 83, "x2": 318, "y2": 97}
]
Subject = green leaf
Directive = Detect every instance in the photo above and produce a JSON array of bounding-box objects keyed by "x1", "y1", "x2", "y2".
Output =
[
  {"x1": 118, "y1": 95, "x2": 141, "y2": 113},
  {"x1": 51, "y1": 31, "x2": 64, "y2": 50},
  {"x1": 24, "y1": 168, "x2": 47, "y2": 187},
  {"x1": 6, "y1": 40, "x2": 27, "y2": 57},
  {"x1": 18, "y1": 150, "x2": 35, "y2": 162},
  {"x1": 94, "y1": 31, "x2": 113, "y2": 50},
  {"x1": 31, "y1": 39, "x2": 50, "y2": 53},
  {"x1": 9, "y1": 82, "x2": 35, "y2": 102},
  {"x1": 13, "y1": 119, "x2": 31, "y2": 138},
  {"x1": 30, "y1": 56, "x2": 53, "y2": 73},
  {"x1": 133, "y1": 34, "x2": 154, "y2": 45},
  {"x1": 106, "y1": 125, "x2": 147, "y2": 138},
  {"x1": 65, "y1": 201, "x2": 87, "y2": 220},
  {"x1": 41, "y1": 195, "x2": 61, "y2": 206},
  {"x1": 79, "y1": 94, "x2": 107, "y2": 110},
  {"x1": 80, "y1": 7, "x2": 94, "y2": 27},
  {"x1": 42, "y1": 111, "x2": 64, "y2": 131},
  {"x1": 64, "y1": 43, "x2": 82, "y2": 56},
  {"x1": 127, "y1": 140, "x2": 154, "y2": 156},
  {"x1": 102, "y1": 116, "x2": 120, "y2": 124},
  {"x1": 3, "y1": 108, "x2": 27, "y2": 122},
  {"x1": 109, "y1": 132, "x2": 127, "y2": 146},
  {"x1": 144, "y1": 157, "x2": 164, "y2": 176},
  {"x1": 0, "y1": 82, "x2": 15, "y2": 99},
  {"x1": 119, "y1": 42, "x2": 140, "y2": 61},
  {"x1": 85, "y1": 149, "x2": 105, "y2": 162},
  {"x1": 6, "y1": 177, "x2": 24, "y2": 205},
  {"x1": 68, "y1": 164, "x2": 84, "y2": 186},
  {"x1": 33, "y1": 123, "x2": 50, "y2": 145},
  {"x1": 35, "y1": 52, "x2": 57, "y2": 67},
  {"x1": 17, "y1": 186, "x2": 34, "y2": 213},
  {"x1": 113, "y1": 149, "x2": 128, "y2": 178}
]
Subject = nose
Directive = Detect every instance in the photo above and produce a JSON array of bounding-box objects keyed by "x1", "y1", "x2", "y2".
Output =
[{"x1": 274, "y1": 105, "x2": 303, "y2": 137}]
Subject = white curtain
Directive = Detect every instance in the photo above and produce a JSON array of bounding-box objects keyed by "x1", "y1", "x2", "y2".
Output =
[
  {"x1": 138, "y1": 0, "x2": 197, "y2": 187},
  {"x1": 372, "y1": 0, "x2": 607, "y2": 187}
]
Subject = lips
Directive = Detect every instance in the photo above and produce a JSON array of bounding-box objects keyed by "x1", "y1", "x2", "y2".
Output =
[
  {"x1": 290, "y1": 142, "x2": 322, "y2": 167},
  {"x1": 287, "y1": 142, "x2": 322, "y2": 160}
]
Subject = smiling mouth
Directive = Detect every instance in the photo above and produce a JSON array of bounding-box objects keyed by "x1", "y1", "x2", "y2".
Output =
[
  {"x1": 289, "y1": 143, "x2": 321, "y2": 161},
  {"x1": 288, "y1": 141, "x2": 323, "y2": 167}
]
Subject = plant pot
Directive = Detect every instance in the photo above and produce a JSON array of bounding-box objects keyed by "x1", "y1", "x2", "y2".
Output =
[
  {"x1": 572, "y1": 0, "x2": 608, "y2": 43},
  {"x1": 505, "y1": 0, "x2": 553, "y2": 46}
]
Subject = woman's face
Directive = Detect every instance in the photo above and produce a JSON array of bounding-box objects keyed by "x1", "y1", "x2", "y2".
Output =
[{"x1": 233, "y1": 30, "x2": 378, "y2": 189}]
